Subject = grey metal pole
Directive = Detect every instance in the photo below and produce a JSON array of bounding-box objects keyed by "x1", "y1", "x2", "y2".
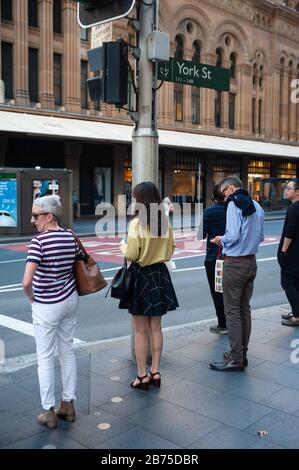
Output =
[
  {"x1": 131, "y1": 0, "x2": 159, "y2": 361},
  {"x1": 132, "y1": 0, "x2": 159, "y2": 187}
]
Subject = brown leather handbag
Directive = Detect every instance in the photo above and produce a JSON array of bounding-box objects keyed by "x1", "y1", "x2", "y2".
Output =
[{"x1": 72, "y1": 232, "x2": 107, "y2": 296}]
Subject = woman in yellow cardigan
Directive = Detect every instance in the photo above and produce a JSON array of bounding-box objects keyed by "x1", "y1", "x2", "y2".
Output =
[{"x1": 120, "y1": 182, "x2": 179, "y2": 390}]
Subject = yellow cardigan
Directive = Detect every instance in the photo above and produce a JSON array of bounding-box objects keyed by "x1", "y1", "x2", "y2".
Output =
[{"x1": 121, "y1": 218, "x2": 175, "y2": 267}]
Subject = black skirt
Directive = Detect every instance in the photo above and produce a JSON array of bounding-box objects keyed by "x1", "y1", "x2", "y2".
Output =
[{"x1": 119, "y1": 262, "x2": 179, "y2": 316}]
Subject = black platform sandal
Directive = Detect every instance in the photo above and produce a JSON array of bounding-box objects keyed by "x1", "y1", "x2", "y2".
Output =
[
  {"x1": 148, "y1": 371, "x2": 161, "y2": 388},
  {"x1": 130, "y1": 375, "x2": 149, "y2": 391}
]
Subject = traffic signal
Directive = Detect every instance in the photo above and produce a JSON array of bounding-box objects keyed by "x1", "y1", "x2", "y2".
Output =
[
  {"x1": 77, "y1": 0, "x2": 136, "y2": 28},
  {"x1": 87, "y1": 40, "x2": 128, "y2": 106}
]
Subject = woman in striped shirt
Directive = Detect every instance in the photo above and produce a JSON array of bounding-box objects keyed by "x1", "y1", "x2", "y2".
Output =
[{"x1": 23, "y1": 195, "x2": 80, "y2": 428}]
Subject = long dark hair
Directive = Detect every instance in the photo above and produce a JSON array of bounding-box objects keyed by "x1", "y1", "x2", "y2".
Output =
[{"x1": 132, "y1": 182, "x2": 168, "y2": 237}]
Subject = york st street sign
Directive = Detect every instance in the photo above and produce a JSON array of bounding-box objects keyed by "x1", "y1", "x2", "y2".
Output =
[{"x1": 158, "y1": 58, "x2": 230, "y2": 92}]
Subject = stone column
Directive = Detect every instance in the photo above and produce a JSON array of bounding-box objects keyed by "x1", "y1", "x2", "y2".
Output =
[
  {"x1": 201, "y1": 53, "x2": 216, "y2": 130},
  {"x1": 280, "y1": 68, "x2": 289, "y2": 140},
  {"x1": 0, "y1": 136, "x2": 8, "y2": 166},
  {"x1": 15, "y1": 0, "x2": 30, "y2": 106},
  {"x1": 238, "y1": 63, "x2": 252, "y2": 136},
  {"x1": 65, "y1": 141, "x2": 82, "y2": 216},
  {"x1": 297, "y1": 84, "x2": 299, "y2": 142},
  {"x1": 205, "y1": 153, "x2": 215, "y2": 208},
  {"x1": 289, "y1": 71, "x2": 297, "y2": 141},
  {"x1": 63, "y1": 1, "x2": 81, "y2": 113},
  {"x1": 39, "y1": 0, "x2": 55, "y2": 109},
  {"x1": 272, "y1": 66, "x2": 281, "y2": 140}
]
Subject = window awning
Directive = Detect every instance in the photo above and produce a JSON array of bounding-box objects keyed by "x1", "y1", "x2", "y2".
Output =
[{"x1": 0, "y1": 110, "x2": 298, "y2": 159}]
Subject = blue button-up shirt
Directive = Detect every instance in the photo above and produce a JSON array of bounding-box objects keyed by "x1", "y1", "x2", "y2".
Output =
[{"x1": 221, "y1": 200, "x2": 264, "y2": 256}]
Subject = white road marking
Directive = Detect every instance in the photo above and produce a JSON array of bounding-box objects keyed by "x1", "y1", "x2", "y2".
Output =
[
  {"x1": 0, "y1": 255, "x2": 279, "y2": 292},
  {"x1": 0, "y1": 259, "x2": 26, "y2": 264},
  {"x1": 0, "y1": 314, "x2": 84, "y2": 344}
]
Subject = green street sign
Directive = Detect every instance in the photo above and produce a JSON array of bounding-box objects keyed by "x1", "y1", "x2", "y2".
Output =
[{"x1": 158, "y1": 58, "x2": 230, "y2": 92}]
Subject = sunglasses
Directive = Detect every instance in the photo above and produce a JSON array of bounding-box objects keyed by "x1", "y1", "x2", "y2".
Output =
[{"x1": 31, "y1": 212, "x2": 50, "y2": 220}]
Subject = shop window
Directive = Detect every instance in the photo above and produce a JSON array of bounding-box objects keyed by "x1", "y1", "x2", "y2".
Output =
[
  {"x1": 29, "y1": 48, "x2": 39, "y2": 103},
  {"x1": 172, "y1": 155, "x2": 203, "y2": 203},
  {"x1": 248, "y1": 160, "x2": 271, "y2": 202},
  {"x1": 213, "y1": 158, "x2": 240, "y2": 184},
  {"x1": 278, "y1": 161, "x2": 297, "y2": 178},
  {"x1": 1, "y1": 42, "x2": 13, "y2": 99}
]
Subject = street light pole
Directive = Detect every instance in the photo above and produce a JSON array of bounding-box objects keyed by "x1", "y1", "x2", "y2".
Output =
[
  {"x1": 132, "y1": 0, "x2": 159, "y2": 188},
  {"x1": 131, "y1": 0, "x2": 159, "y2": 360}
]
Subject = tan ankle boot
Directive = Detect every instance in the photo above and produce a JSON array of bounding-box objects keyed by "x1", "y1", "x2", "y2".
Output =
[
  {"x1": 55, "y1": 400, "x2": 76, "y2": 422},
  {"x1": 37, "y1": 408, "x2": 58, "y2": 429}
]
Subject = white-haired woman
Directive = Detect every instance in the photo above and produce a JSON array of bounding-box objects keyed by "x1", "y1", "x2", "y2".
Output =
[{"x1": 23, "y1": 195, "x2": 80, "y2": 428}]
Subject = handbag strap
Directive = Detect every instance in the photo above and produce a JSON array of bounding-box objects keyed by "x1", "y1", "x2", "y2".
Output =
[
  {"x1": 68, "y1": 229, "x2": 88, "y2": 258},
  {"x1": 104, "y1": 258, "x2": 128, "y2": 298}
]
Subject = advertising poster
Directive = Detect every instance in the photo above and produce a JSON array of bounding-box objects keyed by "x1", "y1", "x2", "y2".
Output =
[
  {"x1": 33, "y1": 179, "x2": 59, "y2": 202},
  {"x1": 0, "y1": 173, "x2": 18, "y2": 227}
]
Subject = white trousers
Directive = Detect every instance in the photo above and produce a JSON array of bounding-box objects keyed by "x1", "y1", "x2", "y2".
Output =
[{"x1": 32, "y1": 291, "x2": 79, "y2": 410}]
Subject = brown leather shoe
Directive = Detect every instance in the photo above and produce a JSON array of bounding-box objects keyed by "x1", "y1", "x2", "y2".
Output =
[
  {"x1": 37, "y1": 408, "x2": 58, "y2": 429},
  {"x1": 55, "y1": 400, "x2": 76, "y2": 422}
]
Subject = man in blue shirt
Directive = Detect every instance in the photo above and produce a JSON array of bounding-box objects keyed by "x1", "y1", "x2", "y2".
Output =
[
  {"x1": 209, "y1": 175, "x2": 264, "y2": 372},
  {"x1": 201, "y1": 184, "x2": 227, "y2": 334}
]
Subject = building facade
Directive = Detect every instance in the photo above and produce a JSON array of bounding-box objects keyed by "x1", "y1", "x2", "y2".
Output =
[{"x1": 0, "y1": 0, "x2": 299, "y2": 215}]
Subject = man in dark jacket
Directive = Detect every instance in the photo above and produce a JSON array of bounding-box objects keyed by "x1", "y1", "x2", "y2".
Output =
[
  {"x1": 201, "y1": 184, "x2": 227, "y2": 334},
  {"x1": 278, "y1": 180, "x2": 299, "y2": 326}
]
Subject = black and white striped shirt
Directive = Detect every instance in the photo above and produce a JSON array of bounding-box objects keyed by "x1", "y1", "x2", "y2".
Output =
[{"x1": 26, "y1": 230, "x2": 79, "y2": 304}]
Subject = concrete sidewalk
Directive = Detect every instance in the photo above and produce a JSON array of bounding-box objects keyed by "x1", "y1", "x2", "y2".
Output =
[
  {"x1": 0, "y1": 209, "x2": 286, "y2": 244},
  {"x1": 1, "y1": 303, "x2": 299, "y2": 449}
]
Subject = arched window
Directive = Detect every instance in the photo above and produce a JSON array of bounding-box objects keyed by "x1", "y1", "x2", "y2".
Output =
[
  {"x1": 230, "y1": 53, "x2": 236, "y2": 79},
  {"x1": 216, "y1": 48, "x2": 223, "y2": 67},
  {"x1": 174, "y1": 35, "x2": 184, "y2": 60},
  {"x1": 192, "y1": 41, "x2": 201, "y2": 124},
  {"x1": 174, "y1": 35, "x2": 184, "y2": 121}
]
